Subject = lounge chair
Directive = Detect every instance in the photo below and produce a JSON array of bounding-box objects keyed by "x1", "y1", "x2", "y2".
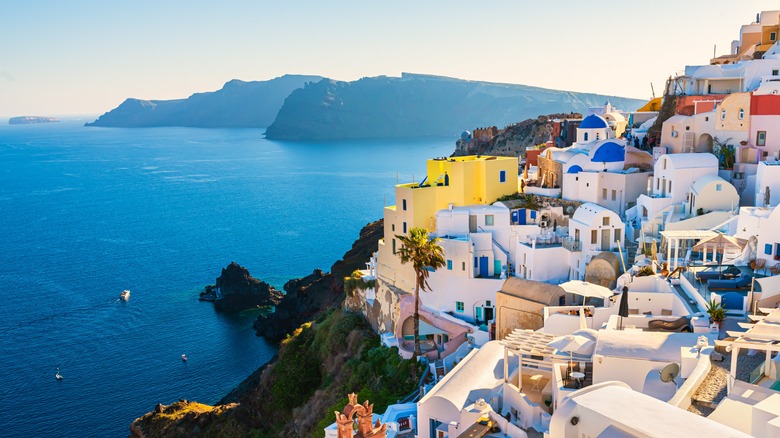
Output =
[
  {"x1": 708, "y1": 275, "x2": 752, "y2": 290},
  {"x1": 648, "y1": 316, "x2": 691, "y2": 332}
]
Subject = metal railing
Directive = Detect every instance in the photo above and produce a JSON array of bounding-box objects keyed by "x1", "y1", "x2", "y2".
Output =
[{"x1": 562, "y1": 237, "x2": 581, "y2": 252}]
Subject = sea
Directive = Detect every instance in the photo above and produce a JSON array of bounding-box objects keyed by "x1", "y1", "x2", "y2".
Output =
[{"x1": 0, "y1": 119, "x2": 453, "y2": 437}]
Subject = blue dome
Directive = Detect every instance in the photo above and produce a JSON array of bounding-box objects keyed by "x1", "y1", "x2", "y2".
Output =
[
  {"x1": 567, "y1": 165, "x2": 583, "y2": 174},
  {"x1": 591, "y1": 141, "x2": 625, "y2": 163},
  {"x1": 580, "y1": 114, "x2": 609, "y2": 129},
  {"x1": 460, "y1": 130, "x2": 472, "y2": 141}
]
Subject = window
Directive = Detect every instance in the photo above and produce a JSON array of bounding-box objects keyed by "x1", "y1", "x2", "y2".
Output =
[
  {"x1": 456, "y1": 301, "x2": 464, "y2": 312},
  {"x1": 485, "y1": 300, "x2": 491, "y2": 307},
  {"x1": 739, "y1": 108, "x2": 745, "y2": 120},
  {"x1": 721, "y1": 109, "x2": 726, "y2": 120},
  {"x1": 772, "y1": 32, "x2": 777, "y2": 41},
  {"x1": 758, "y1": 131, "x2": 767, "y2": 146},
  {"x1": 668, "y1": 180, "x2": 672, "y2": 192},
  {"x1": 602, "y1": 188, "x2": 607, "y2": 199},
  {"x1": 614, "y1": 229, "x2": 621, "y2": 242},
  {"x1": 403, "y1": 222, "x2": 407, "y2": 233},
  {"x1": 447, "y1": 260, "x2": 453, "y2": 270},
  {"x1": 402, "y1": 199, "x2": 407, "y2": 210},
  {"x1": 591, "y1": 230, "x2": 597, "y2": 244},
  {"x1": 462, "y1": 262, "x2": 466, "y2": 271},
  {"x1": 766, "y1": 244, "x2": 773, "y2": 255},
  {"x1": 392, "y1": 238, "x2": 396, "y2": 254},
  {"x1": 602, "y1": 217, "x2": 610, "y2": 226},
  {"x1": 499, "y1": 170, "x2": 506, "y2": 183},
  {"x1": 392, "y1": 224, "x2": 395, "y2": 231},
  {"x1": 611, "y1": 190, "x2": 616, "y2": 201},
  {"x1": 663, "y1": 158, "x2": 667, "y2": 170},
  {"x1": 584, "y1": 132, "x2": 589, "y2": 141},
  {"x1": 485, "y1": 215, "x2": 494, "y2": 226},
  {"x1": 774, "y1": 69, "x2": 779, "y2": 76},
  {"x1": 716, "y1": 184, "x2": 722, "y2": 191}
]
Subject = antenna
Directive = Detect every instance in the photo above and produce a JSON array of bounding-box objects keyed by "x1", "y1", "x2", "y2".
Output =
[{"x1": 659, "y1": 363, "x2": 680, "y2": 383}]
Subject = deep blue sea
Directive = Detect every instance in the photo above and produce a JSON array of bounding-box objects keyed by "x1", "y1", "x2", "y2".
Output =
[{"x1": 0, "y1": 119, "x2": 452, "y2": 437}]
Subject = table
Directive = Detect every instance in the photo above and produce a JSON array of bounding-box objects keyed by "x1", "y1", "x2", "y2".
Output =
[
  {"x1": 570, "y1": 371, "x2": 585, "y2": 388},
  {"x1": 529, "y1": 374, "x2": 543, "y2": 392}
]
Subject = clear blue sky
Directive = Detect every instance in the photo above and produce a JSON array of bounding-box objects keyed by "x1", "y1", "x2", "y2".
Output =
[{"x1": 1, "y1": 0, "x2": 778, "y2": 117}]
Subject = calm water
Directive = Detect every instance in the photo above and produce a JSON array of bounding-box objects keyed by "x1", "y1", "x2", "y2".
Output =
[{"x1": 0, "y1": 120, "x2": 452, "y2": 437}]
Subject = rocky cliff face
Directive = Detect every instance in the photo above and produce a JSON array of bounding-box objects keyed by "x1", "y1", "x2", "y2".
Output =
[
  {"x1": 86, "y1": 74, "x2": 322, "y2": 128},
  {"x1": 201, "y1": 262, "x2": 283, "y2": 312},
  {"x1": 265, "y1": 73, "x2": 645, "y2": 140},
  {"x1": 454, "y1": 113, "x2": 581, "y2": 157},
  {"x1": 253, "y1": 219, "x2": 383, "y2": 342}
]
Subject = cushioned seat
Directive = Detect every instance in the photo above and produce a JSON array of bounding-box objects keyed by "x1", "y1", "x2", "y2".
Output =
[
  {"x1": 648, "y1": 316, "x2": 691, "y2": 332},
  {"x1": 708, "y1": 275, "x2": 752, "y2": 290}
]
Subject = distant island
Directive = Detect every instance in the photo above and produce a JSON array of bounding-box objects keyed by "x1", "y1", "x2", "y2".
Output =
[
  {"x1": 86, "y1": 73, "x2": 646, "y2": 140},
  {"x1": 85, "y1": 74, "x2": 323, "y2": 128},
  {"x1": 265, "y1": 73, "x2": 646, "y2": 140},
  {"x1": 9, "y1": 116, "x2": 60, "y2": 125}
]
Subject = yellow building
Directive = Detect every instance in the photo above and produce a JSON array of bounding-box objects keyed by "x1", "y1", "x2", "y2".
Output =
[
  {"x1": 716, "y1": 92, "x2": 751, "y2": 132},
  {"x1": 376, "y1": 155, "x2": 519, "y2": 293}
]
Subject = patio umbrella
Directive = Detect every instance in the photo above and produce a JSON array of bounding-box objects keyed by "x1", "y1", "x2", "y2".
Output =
[
  {"x1": 692, "y1": 233, "x2": 747, "y2": 279},
  {"x1": 559, "y1": 280, "x2": 614, "y2": 300},
  {"x1": 618, "y1": 286, "x2": 630, "y2": 330},
  {"x1": 547, "y1": 334, "x2": 595, "y2": 371}
]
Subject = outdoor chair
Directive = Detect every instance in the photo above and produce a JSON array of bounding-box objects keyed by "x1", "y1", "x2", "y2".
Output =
[
  {"x1": 708, "y1": 275, "x2": 752, "y2": 290},
  {"x1": 751, "y1": 258, "x2": 766, "y2": 273},
  {"x1": 648, "y1": 316, "x2": 691, "y2": 332},
  {"x1": 770, "y1": 263, "x2": 780, "y2": 276}
]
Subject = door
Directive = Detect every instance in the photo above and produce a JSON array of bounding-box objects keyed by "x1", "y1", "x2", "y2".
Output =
[
  {"x1": 494, "y1": 260, "x2": 502, "y2": 275},
  {"x1": 476, "y1": 307, "x2": 483, "y2": 323},
  {"x1": 469, "y1": 215, "x2": 477, "y2": 232},
  {"x1": 479, "y1": 256, "x2": 489, "y2": 277},
  {"x1": 601, "y1": 230, "x2": 610, "y2": 251},
  {"x1": 517, "y1": 208, "x2": 526, "y2": 225},
  {"x1": 484, "y1": 306, "x2": 494, "y2": 322}
]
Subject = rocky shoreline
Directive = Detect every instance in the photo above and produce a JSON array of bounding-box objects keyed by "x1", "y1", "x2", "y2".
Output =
[
  {"x1": 199, "y1": 262, "x2": 283, "y2": 312},
  {"x1": 130, "y1": 219, "x2": 384, "y2": 436}
]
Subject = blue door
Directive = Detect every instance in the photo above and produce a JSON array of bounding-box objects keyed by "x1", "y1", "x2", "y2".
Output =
[
  {"x1": 479, "y1": 256, "x2": 489, "y2": 277},
  {"x1": 517, "y1": 208, "x2": 527, "y2": 225}
]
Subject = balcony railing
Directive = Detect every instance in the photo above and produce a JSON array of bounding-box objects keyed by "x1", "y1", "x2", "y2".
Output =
[{"x1": 562, "y1": 237, "x2": 581, "y2": 252}]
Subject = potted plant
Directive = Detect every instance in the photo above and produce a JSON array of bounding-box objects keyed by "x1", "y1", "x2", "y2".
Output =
[{"x1": 706, "y1": 299, "x2": 726, "y2": 330}]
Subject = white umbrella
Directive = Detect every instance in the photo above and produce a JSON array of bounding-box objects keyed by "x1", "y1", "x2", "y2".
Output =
[
  {"x1": 547, "y1": 334, "x2": 596, "y2": 370},
  {"x1": 559, "y1": 280, "x2": 614, "y2": 300}
]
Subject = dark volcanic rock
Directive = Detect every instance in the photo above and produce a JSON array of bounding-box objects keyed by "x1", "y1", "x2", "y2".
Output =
[
  {"x1": 253, "y1": 219, "x2": 383, "y2": 342},
  {"x1": 205, "y1": 262, "x2": 283, "y2": 312}
]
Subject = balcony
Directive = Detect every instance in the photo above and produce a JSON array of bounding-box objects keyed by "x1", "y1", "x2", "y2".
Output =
[{"x1": 562, "y1": 237, "x2": 581, "y2": 252}]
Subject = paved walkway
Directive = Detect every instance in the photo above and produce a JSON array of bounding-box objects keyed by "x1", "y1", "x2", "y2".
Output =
[{"x1": 688, "y1": 350, "x2": 766, "y2": 416}]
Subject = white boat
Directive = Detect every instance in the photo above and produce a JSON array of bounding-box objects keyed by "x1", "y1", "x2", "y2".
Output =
[
  {"x1": 55, "y1": 368, "x2": 63, "y2": 380},
  {"x1": 181, "y1": 354, "x2": 188, "y2": 362},
  {"x1": 120, "y1": 290, "x2": 130, "y2": 301}
]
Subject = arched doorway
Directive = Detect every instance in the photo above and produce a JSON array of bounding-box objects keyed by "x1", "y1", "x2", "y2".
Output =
[{"x1": 696, "y1": 133, "x2": 713, "y2": 153}]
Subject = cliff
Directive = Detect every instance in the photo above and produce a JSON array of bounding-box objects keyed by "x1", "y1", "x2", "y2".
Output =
[
  {"x1": 199, "y1": 262, "x2": 283, "y2": 312},
  {"x1": 253, "y1": 219, "x2": 384, "y2": 342},
  {"x1": 265, "y1": 73, "x2": 646, "y2": 140},
  {"x1": 454, "y1": 113, "x2": 581, "y2": 157},
  {"x1": 85, "y1": 74, "x2": 322, "y2": 128},
  {"x1": 9, "y1": 116, "x2": 59, "y2": 124}
]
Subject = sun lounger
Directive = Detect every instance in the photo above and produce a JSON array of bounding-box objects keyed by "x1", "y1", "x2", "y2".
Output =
[
  {"x1": 707, "y1": 275, "x2": 752, "y2": 290},
  {"x1": 648, "y1": 316, "x2": 691, "y2": 332}
]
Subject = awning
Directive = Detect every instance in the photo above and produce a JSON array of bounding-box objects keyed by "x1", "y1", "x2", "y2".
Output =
[{"x1": 756, "y1": 275, "x2": 780, "y2": 300}]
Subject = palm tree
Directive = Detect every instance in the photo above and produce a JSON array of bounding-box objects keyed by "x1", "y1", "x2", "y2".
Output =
[{"x1": 396, "y1": 227, "x2": 446, "y2": 358}]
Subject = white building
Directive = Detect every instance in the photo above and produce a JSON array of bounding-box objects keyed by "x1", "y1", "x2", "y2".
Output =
[{"x1": 549, "y1": 382, "x2": 750, "y2": 438}]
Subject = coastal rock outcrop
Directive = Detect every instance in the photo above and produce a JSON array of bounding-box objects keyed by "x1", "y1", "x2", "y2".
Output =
[
  {"x1": 454, "y1": 113, "x2": 581, "y2": 157},
  {"x1": 253, "y1": 219, "x2": 383, "y2": 342},
  {"x1": 201, "y1": 262, "x2": 283, "y2": 312},
  {"x1": 265, "y1": 73, "x2": 645, "y2": 140},
  {"x1": 85, "y1": 74, "x2": 322, "y2": 128}
]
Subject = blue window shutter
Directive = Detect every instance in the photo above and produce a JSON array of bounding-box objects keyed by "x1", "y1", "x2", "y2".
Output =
[
  {"x1": 403, "y1": 222, "x2": 407, "y2": 233},
  {"x1": 500, "y1": 170, "x2": 506, "y2": 183},
  {"x1": 766, "y1": 244, "x2": 773, "y2": 255},
  {"x1": 447, "y1": 260, "x2": 453, "y2": 270},
  {"x1": 402, "y1": 199, "x2": 407, "y2": 210}
]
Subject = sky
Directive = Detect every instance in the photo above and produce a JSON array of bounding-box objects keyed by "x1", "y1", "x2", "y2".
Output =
[{"x1": 2, "y1": 0, "x2": 780, "y2": 117}]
